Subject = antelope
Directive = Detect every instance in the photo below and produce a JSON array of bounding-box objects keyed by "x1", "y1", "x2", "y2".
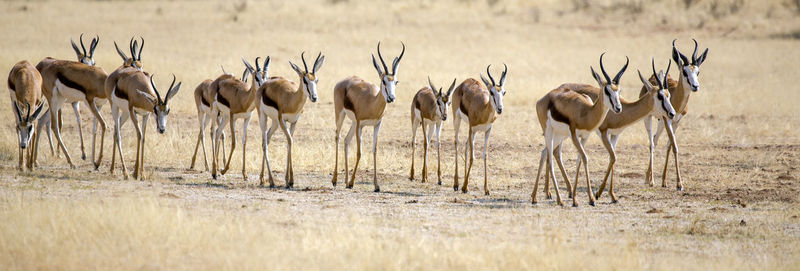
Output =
[
  {"x1": 539, "y1": 59, "x2": 676, "y2": 204},
  {"x1": 409, "y1": 77, "x2": 455, "y2": 184},
  {"x1": 210, "y1": 57, "x2": 264, "y2": 180},
  {"x1": 113, "y1": 37, "x2": 144, "y2": 71},
  {"x1": 642, "y1": 39, "x2": 708, "y2": 190},
  {"x1": 532, "y1": 53, "x2": 626, "y2": 206},
  {"x1": 257, "y1": 52, "x2": 324, "y2": 188},
  {"x1": 331, "y1": 41, "x2": 405, "y2": 192},
  {"x1": 7, "y1": 60, "x2": 46, "y2": 171},
  {"x1": 452, "y1": 65, "x2": 507, "y2": 195},
  {"x1": 106, "y1": 70, "x2": 181, "y2": 180},
  {"x1": 187, "y1": 66, "x2": 243, "y2": 171},
  {"x1": 36, "y1": 40, "x2": 108, "y2": 169}
]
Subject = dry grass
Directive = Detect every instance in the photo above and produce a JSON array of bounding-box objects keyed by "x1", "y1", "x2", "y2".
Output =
[{"x1": 0, "y1": 0, "x2": 799, "y2": 270}]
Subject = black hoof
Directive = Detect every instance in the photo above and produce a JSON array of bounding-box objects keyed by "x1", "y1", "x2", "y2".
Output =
[
  {"x1": 81, "y1": 154, "x2": 86, "y2": 160},
  {"x1": 212, "y1": 174, "x2": 217, "y2": 180},
  {"x1": 611, "y1": 199, "x2": 619, "y2": 204},
  {"x1": 453, "y1": 187, "x2": 458, "y2": 191},
  {"x1": 437, "y1": 181, "x2": 442, "y2": 185},
  {"x1": 269, "y1": 184, "x2": 276, "y2": 188},
  {"x1": 589, "y1": 201, "x2": 596, "y2": 207},
  {"x1": 374, "y1": 188, "x2": 380, "y2": 192},
  {"x1": 546, "y1": 195, "x2": 553, "y2": 200},
  {"x1": 677, "y1": 187, "x2": 684, "y2": 191},
  {"x1": 572, "y1": 203, "x2": 579, "y2": 207},
  {"x1": 461, "y1": 190, "x2": 468, "y2": 194},
  {"x1": 346, "y1": 185, "x2": 353, "y2": 189}
]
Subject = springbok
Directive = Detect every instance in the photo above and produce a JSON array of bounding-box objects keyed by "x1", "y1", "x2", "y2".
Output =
[
  {"x1": 113, "y1": 37, "x2": 144, "y2": 71},
  {"x1": 642, "y1": 39, "x2": 708, "y2": 190},
  {"x1": 7, "y1": 60, "x2": 46, "y2": 171},
  {"x1": 106, "y1": 70, "x2": 181, "y2": 180},
  {"x1": 36, "y1": 44, "x2": 108, "y2": 169},
  {"x1": 409, "y1": 77, "x2": 455, "y2": 184},
  {"x1": 210, "y1": 58, "x2": 264, "y2": 180},
  {"x1": 452, "y1": 65, "x2": 507, "y2": 195},
  {"x1": 532, "y1": 53, "x2": 626, "y2": 206},
  {"x1": 188, "y1": 66, "x2": 243, "y2": 172},
  {"x1": 331, "y1": 41, "x2": 405, "y2": 192},
  {"x1": 257, "y1": 52, "x2": 324, "y2": 188},
  {"x1": 542, "y1": 59, "x2": 676, "y2": 204}
]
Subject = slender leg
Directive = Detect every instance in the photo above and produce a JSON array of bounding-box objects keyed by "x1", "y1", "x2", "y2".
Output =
[
  {"x1": 17, "y1": 146, "x2": 23, "y2": 171},
  {"x1": 544, "y1": 127, "x2": 564, "y2": 206},
  {"x1": 70, "y1": 102, "x2": 87, "y2": 161},
  {"x1": 420, "y1": 121, "x2": 427, "y2": 183},
  {"x1": 190, "y1": 110, "x2": 205, "y2": 170},
  {"x1": 259, "y1": 112, "x2": 275, "y2": 187},
  {"x1": 211, "y1": 112, "x2": 230, "y2": 179},
  {"x1": 343, "y1": 122, "x2": 356, "y2": 187},
  {"x1": 278, "y1": 116, "x2": 293, "y2": 188},
  {"x1": 644, "y1": 116, "x2": 655, "y2": 186},
  {"x1": 436, "y1": 122, "x2": 443, "y2": 185},
  {"x1": 571, "y1": 136, "x2": 589, "y2": 197},
  {"x1": 452, "y1": 114, "x2": 461, "y2": 191},
  {"x1": 594, "y1": 130, "x2": 617, "y2": 202},
  {"x1": 663, "y1": 117, "x2": 683, "y2": 190},
  {"x1": 331, "y1": 112, "x2": 344, "y2": 186},
  {"x1": 409, "y1": 117, "x2": 418, "y2": 181},
  {"x1": 461, "y1": 127, "x2": 474, "y2": 193},
  {"x1": 347, "y1": 121, "x2": 362, "y2": 189},
  {"x1": 608, "y1": 134, "x2": 620, "y2": 202},
  {"x1": 130, "y1": 109, "x2": 142, "y2": 180},
  {"x1": 88, "y1": 99, "x2": 106, "y2": 170},
  {"x1": 221, "y1": 113, "x2": 237, "y2": 175},
  {"x1": 570, "y1": 130, "x2": 595, "y2": 207},
  {"x1": 372, "y1": 121, "x2": 382, "y2": 192},
  {"x1": 553, "y1": 144, "x2": 573, "y2": 198},
  {"x1": 50, "y1": 97, "x2": 75, "y2": 168},
  {"x1": 109, "y1": 104, "x2": 119, "y2": 174},
  {"x1": 241, "y1": 114, "x2": 252, "y2": 181},
  {"x1": 139, "y1": 114, "x2": 149, "y2": 180},
  {"x1": 532, "y1": 148, "x2": 547, "y2": 204},
  {"x1": 482, "y1": 127, "x2": 492, "y2": 195},
  {"x1": 288, "y1": 121, "x2": 297, "y2": 185},
  {"x1": 200, "y1": 113, "x2": 211, "y2": 171}
]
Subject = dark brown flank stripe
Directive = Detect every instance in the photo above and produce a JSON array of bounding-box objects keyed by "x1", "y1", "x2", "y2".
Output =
[
  {"x1": 413, "y1": 99, "x2": 421, "y2": 111},
  {"x1": 261, "y1": 91, "x2": 278, "y2": 109},
  {"x1": 114, "y1": 86, "x2": 129, "y2": 100},
  {"x1": 216, "y1": 92, "x2": 230, "y2": 107},
  {"x1": 201, "y1": 95, "x2": 211, "y2": 107},
  {"x1": 56, "y1": 72, "x2": 87, "y2": 93},
  {"x1": 7, "y1": 77, "x2": 14, "y2": 91},
  {"x1": 547, "y1": 101, "x2": 570, "y2": 124},
  {"x1": 342, "y1": 90, "x2": 354, "y2": 111},
  {"x1": 459, "y1": 99, "x2": 468, "y2": 115}
]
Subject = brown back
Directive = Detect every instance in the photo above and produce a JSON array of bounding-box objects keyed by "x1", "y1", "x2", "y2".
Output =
[
  {"x1": 8, "y1": 60, "x2": 43, "y2": 106},
  {"x1": 333, "y1": 76, "x2": 386, "y2": 120}
]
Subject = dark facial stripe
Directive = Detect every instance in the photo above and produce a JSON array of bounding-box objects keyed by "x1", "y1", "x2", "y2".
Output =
[
  {"x1": 217, "y1": 92, "x2": 230, "y2": 107},
  {"x1": 56, "y1": 72, "x2": 87, "y2": 93},
  {"x1": 261, "y1": 91, "x2": 278, "y2": 109}
]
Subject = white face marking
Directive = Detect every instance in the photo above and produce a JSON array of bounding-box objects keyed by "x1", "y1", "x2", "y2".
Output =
[
  {"x1": 488, "y1": 85, "x2": 505, "y2": 114},
  {"x1": 17, "y1": 123, "x2": 34, "y2": 148},
  {"x1": 654, "y1": 89, "x2": 676, "y2": 119},
  {"x1": 683, "y1": 66, "x2": 700, "y2": 91},
  {"x1": 382, "y1": 76, "x2": 397, "y2": 103},
  {"x1": 303, "y1": 75, "x2": 318, "y2": 102},
  {"x1": 154, "y1": 107, "x2": 169, "y2": 134},
  {"x1": 603, "y1": 85, "x2": 622, "y2": 113}
]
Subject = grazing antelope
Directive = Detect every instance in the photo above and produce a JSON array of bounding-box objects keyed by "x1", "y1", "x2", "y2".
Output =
[
  {"x1": 7, "y1": 60, "x2": 46, "y2": 171},
  {"x1": 106, "y1": 70, "x2": 181, "y2": 180},
  {"x1": 36, "y1": 46, "x2": 108, "y2": 169},
  {"x1": 545, "y1": 59, "x2": 676, "y2": 204},
  {"x1": 642, "y1": 39, "x2": 708, "y2": 190},
  {"x1": 257, "y1": 52, "x2": 324, "y2": 188},
  {"x1": 452, "y1": 65, "x2": 507, "y2": 195},
  {"x1": 331, "y1": 41, "x2": 405, "y2": 192},
  {"x1": 409, "y1": 77, "x2": 455, "y2": 184},
  {"x1": 187, "y1": 66, "x2": 243, "y2": 171},
  {"x1": 210, "y1": 58, "x2": 263, "y2": 180},
  {"x1": 532, "y1": 53, "x2": 626, "y2": 206}
]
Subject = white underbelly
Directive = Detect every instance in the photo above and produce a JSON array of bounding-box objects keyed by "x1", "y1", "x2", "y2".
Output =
[
  {"x1": 343, "y1": 109, "x2": 380, "y2": 126},
  {"x1": 413, "y1": 108, "x2": 421, "y2": 122},
  {"x1": 456, "y1": 109, "x2": 468, "y2": 123},
  {"x1": 55, "y1": 80, "x2": 86, "y2": 103},
  {"x1": 546, "y1": 110, "x2": 593, "y2": 138},
  {"x1": 282, "y1": 113, "x2": 300, "y2": 123}
]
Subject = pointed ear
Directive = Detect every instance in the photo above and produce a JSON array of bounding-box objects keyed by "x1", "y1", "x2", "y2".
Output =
[
  {"x1": 70, "y1": 38, "x2": 83, "y2": 59},
  {"x1": 30, "y1": 102, "x2": 45, "y2": 120},
  {"x1": 696, "y1": 48, "x2": 709, "y2": 66},
  {"x1": 166, "y1": 82, "x2": 182, "y2": 102},
  {"x1": 241, "y1": 57, "x2": 255, "y2": 73},
  {"x1": 371, "y1": 55, "x2": 383, "y2": 77},
  {"x1": 289, "y1": 61, "x2": 303, "y2": 75},
  {"x1": 672, "y1": 47, "x2": 683, "y2": 67},
  {"x1": 638, "y1": 70, "x2": 654, "y2": 92},
  {"x1": 89, "y1": 36, "x2": 99, "y2": 57},
  {"x1": 590, "y1": 66, "x2": 605, "y2": 86},
  {"x1": 313, "y1": 55, "x2": 325, "y2": 74},
  {"x1": 446, "y1": 78, "x2": 456, "y2": 98},
  {"x1": 480, "y1": 74, "x2": 491, "y2": 87}
]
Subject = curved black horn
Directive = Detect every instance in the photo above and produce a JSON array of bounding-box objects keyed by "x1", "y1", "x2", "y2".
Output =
[
  {"x1": 79, "y1": 33, "x2": 87, "y2": 57},
  {"x1": 25, "y1": 102, "x2": 31, "y2": 121},
  {"x1": 392, "y1": 41, "x2": 405, "y2": 74},
  {"x1": 301, "y1": 51, "x2": 308, "y2": 73},
  {"x1": 599, "y1": 52, "x2": 611, "y2": 84},
  {"x1": 255, "y1": 57, "x2": 261, "y2": 72},
  {"x1": 377, "y1": 42, "x2": 388, "y2": 74},
  {"x1": 313, "y1": 52, "x2": 322, "y2": 73},
  {"x1": 137, "y1": 37, "x2": 144, "y2": 61},
  {"x1": 90, "y1": 35, "x2": 99, "y2": 57},
  {"x1": 691, "y1": 38, "x2": 699, "y2": 65},
  {"x1": 652, "y1": 57, "x2": 658, "y2": 84},
  {"x1": 12, "y1": 102, "x2": 22, "y2": 123},
  {"x1": 499, "y1": 63, "x2": 508, "y2": 86},
  {"x1": 150, "y1": 74, "x2": 163, "y2": 104},
  {"x1": 663, "y1": 58, "x2": 672, "y2": 89},
  {"x1": 486, "y1": 65, "x2": 496, "y2": 86},
  {"x1": 129, "y1": 37, "x2": 136, "y2": 59},
  {"x1": 613, "y1": 56, "x2": 629, "y2": 84},
  {"x1": 166, "y1": 74, "x2": 177, "y2": 102}
]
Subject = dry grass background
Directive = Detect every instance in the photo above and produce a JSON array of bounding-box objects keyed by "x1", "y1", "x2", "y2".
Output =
[{"x1": 1, "y1": 0, "x2": 799, "y2": 270}]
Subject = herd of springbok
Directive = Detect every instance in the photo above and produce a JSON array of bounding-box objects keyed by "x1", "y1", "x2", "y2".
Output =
[{"x1": 7, "y1": 35, "x2": 708, "y2": 206}]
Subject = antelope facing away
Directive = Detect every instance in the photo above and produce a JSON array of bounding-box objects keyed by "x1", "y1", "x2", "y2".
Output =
[
  {"x1": 641, "y1": 39, "x2": 708, "y2": 190},
  {"x1": 257, "y1": 52, "x2": 324, "y2": 188},
  {"x1": 106, "y1": 69, "x2": 181, "y2": 180},
  {"x1": 452, "y1": 65, "x2": 507, "y2": 195},
  {"x1": 8, "y1": 60, "x2": 46, "y2": 171},
  {"x1": 532, "y1": 53, "x2": 626, "y2": 206},
  {"x1": 114, "y1": 37, "x2": 145, "y2": 71},
  {"x1": 188, "y1": 65, "x2": 243, "y2": 172},
  {"x1": 210, "y1": 58, "x2": 264, "y2": 180},
  {"x1": 331, "y1": 41, "x2": 405, "y2": 192},
  {"x1": 409, "y1": 77, "x2": 455, "y2": 184},
  {"x1": 551, "y1": 59, "x2": 677, "y2": 204},
  {"x1": 36, "y1": 39, "x2": 108, "y2": 169}
]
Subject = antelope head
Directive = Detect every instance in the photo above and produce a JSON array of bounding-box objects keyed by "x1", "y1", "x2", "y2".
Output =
[
  {"x1": 429, "y1": 77, "x2": 456, "y2": 121},
  {"x1": 479, "y1": 64, "x2": 508, "y2": 115},
  {"x1": 290, "y1": 52, "x2": 324, "y2": 103},
  {"x1": 150, "y1": 74, "x2": 182, "y2": 134},
  {"x1": 114, "y1": 37, "x2": 144, "y2": 71},
  {"x1": 371, "y1": 41, "x2": 405, "y2": 103},
  {"x1": 590, "y1": 53, "x2": 627, "y2": 114},
  {"x1": 672, "y1": 39, "x2": 708, "y2": 92},
  {"x1": 639, "y1": 58, "x2": 676, "y2": 120},
  {"x1": 71, "y1": 33, "x2": 98, "y2": 66},
  {"x1": 242, "y1": 56, "x2": 270, "y2": 87},
  {"x1": 13, "y1": 101, "x2": 45, "y2": 149}
]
